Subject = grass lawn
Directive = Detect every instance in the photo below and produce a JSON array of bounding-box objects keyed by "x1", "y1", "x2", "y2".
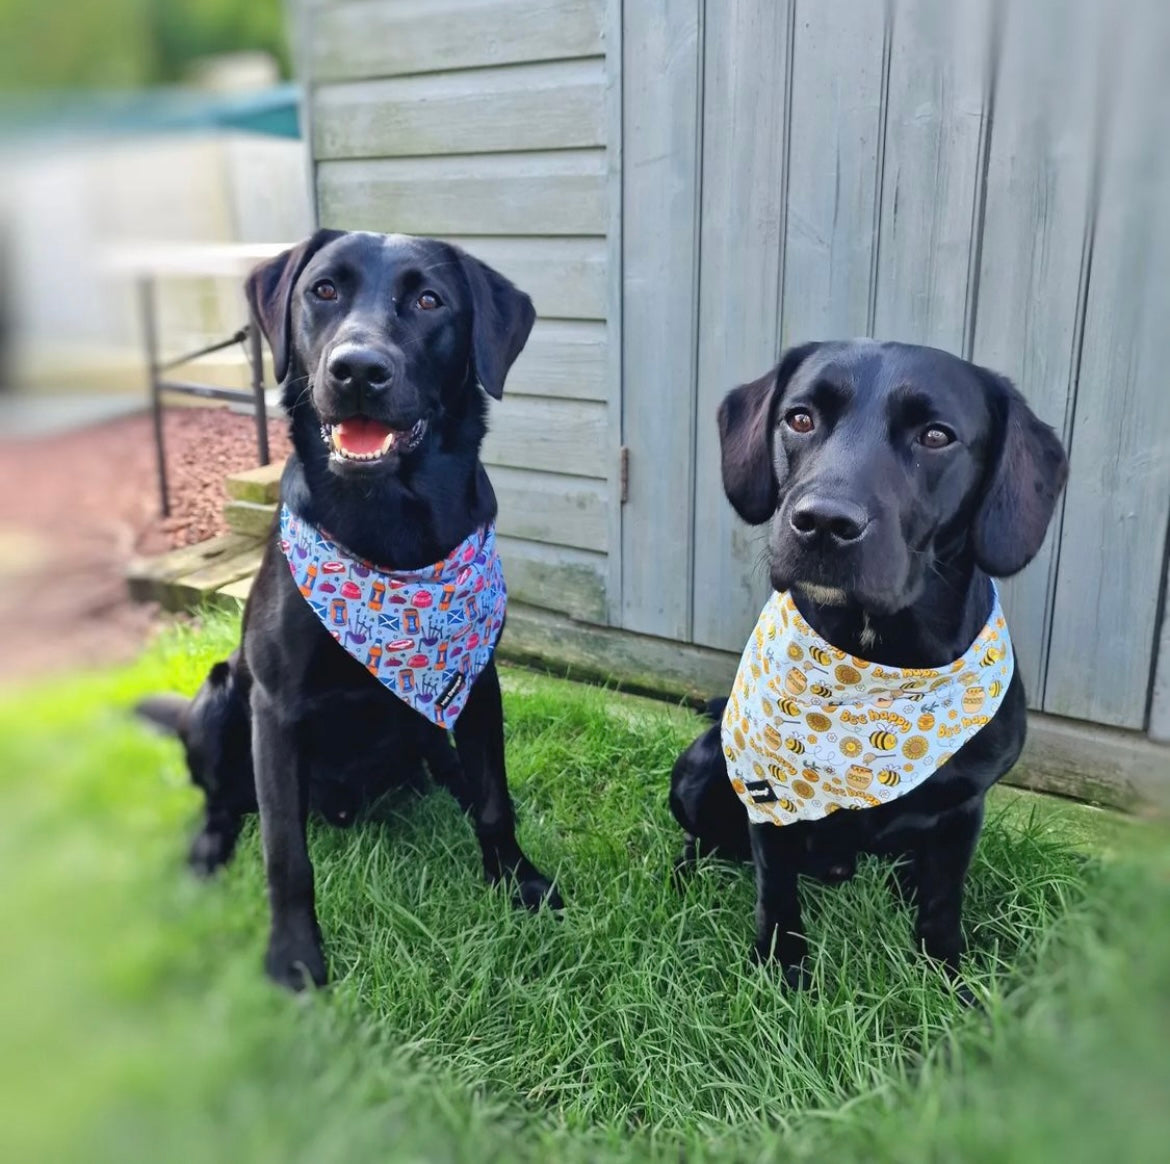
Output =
[{"x1": 1, "y1": 613, "x2": 1167, "y2": 1163}]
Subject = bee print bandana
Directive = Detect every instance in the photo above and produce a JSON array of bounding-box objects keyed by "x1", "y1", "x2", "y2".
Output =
[
  {"x1": 279, "y1": 506, "x2": 507, "y2": 728},
  {"x1": 722, "y1": 587, "x2": 1014, "y2": 825}
]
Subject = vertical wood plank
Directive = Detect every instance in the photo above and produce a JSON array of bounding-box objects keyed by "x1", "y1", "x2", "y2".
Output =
[
  {"x1": 690, "y1": 0, "x2": 793, "y2": 650},
  {"x1": 781, "y1": 0, "x2": 887, "y2": 346},
  {"x1": 971, "y1": 0, "x2": 1100, "y2": 703},
  {"x1": 604, "y1": 0, "x2": 623, "y2": 623},
  {"x1": 1044, "y1": 0, "x2": 1170, "y2": 727},
  {"x1": 620, "y1": 0, "x2": 702, "y2": 638},
  {"x1": 872, "y1": 0, "x2": 992, "y2": 350}
]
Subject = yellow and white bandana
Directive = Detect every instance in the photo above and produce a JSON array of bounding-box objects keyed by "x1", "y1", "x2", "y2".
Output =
[{"x1": 721, "y1": 588, "x2": 1014, "y2": 825}]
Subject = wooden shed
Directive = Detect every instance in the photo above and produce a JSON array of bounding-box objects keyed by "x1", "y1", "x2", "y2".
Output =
[{"x1": 292, "y1": 0, "x2": 1170, "y2": 806}]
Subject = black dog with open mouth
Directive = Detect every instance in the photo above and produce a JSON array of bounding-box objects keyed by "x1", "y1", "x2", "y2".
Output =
[
  {"x1": 670, "y1": 340, "x2": 1068, "y2": 991},
  {"x1": 139, "y1": 230, "x2": 561, "y2": 989}
]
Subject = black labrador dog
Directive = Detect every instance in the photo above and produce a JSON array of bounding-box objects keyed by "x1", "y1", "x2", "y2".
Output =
[
  {"x1": 670, "y1": 340, "x2": 1068, "y2": 989},
  {"x1": 139, "y1": 230, "x2": 560, "y2": 989}
]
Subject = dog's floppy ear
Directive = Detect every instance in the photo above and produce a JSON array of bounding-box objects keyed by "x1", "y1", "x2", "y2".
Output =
[
  {"x1": 717, "y1": 343, "x2": 821, "y2": 525},
  {"x1": 134, "y1": 694, "x2": 190, "y2": 738},
  {"x1": 244, "y1": 229, "x2": 347, "y2": 384},
  {"x1": 972, "y1": 369, "x2": 1069, "y2": 577},
  {"x1": 457, "y1": 249, "x2": 536, "y2": 399}
]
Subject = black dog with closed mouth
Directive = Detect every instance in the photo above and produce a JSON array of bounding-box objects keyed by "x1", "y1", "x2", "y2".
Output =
[
  {"x1": 670, "y1": 340, "x2": 1068, "y2": 989},
  {"x1": 139, "y1": 230, "x2": 560, "y2": 990}
]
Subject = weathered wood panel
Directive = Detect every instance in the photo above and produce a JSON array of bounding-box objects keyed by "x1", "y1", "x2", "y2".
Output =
[
  {"x1": 491, "y1": 466, "x2": 608, "y2": 553},
  {"x1": 971, "y1": 0, "x2": 1099, "y2": 702},
  {"x1": 780, "y1": 0, "x2": 885, "y2": 344},
  {"x1": 481, "y1": 396, "x2": 607, "y2": 478},
  {"x1": 1150, "y1": 549, "x2": 1170, "y2": 743},
  {"x1": 317, "y1": 151, "x2": 607, "y2": 237},
  {"x1": 313, "y1": 60, "x2": 606, "y2": 159},
  {"x1": 620, "y1": 0, "x2": 702, "y2": 640},
  {"x1": 309, "y1": 0, "x2": 605, "y2": 84},
  {"x1": 872, "y1": 0, "x2": 991, "y2": 350},
  {"x1": 497, "y1": 536, "x2": 607, "y2": 622},
  {"x1": 508, "y1": 321, "x2": 606, "y2": 402},
  {"x1": 690, "y1": 0, "x2": 792, "y2": 651},
  {"x1": 1044, "y1": 3, "x2": 1170, "y2": 727},
  {"x1": 442, "y1": 236, "x2": 606, "y2": 321}
]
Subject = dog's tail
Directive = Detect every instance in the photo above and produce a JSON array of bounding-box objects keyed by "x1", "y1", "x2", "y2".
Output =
[{"x1": 134, "y1": 693, "x2": 190, "y2": 736}]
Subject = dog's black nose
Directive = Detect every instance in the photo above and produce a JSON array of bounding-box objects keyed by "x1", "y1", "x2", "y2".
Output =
[
  {"x1": 789, "y1": 497, "x2": 869, "y2": 544},
  {"x1": 327, "y1": 345, "x2": 393, "y2": 392}
]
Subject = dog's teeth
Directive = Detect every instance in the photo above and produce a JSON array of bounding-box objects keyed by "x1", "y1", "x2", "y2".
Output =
[
  {"x1": 330, "y1": 427, "x2": 343, "y2": 453},
  {"x1": 380, "y1": 431, "x2": 398, "y2": 454}
]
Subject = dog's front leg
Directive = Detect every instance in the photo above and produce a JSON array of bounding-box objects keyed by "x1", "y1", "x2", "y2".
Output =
[
  {"x1": 453, "y1": 660, "x2": 563, "y2": 911},
  {"x1": 912, "y1": 796, "x2": 984, "y2": 976},
  {"x1": 252, "y1": 690, "x2": 326, "y2": 990},
  {"x1": 749, "y1": 822, "x2": 809, "y2": 988}
]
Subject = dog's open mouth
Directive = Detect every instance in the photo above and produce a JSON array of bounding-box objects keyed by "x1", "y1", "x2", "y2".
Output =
[{"x1": 320, "y1": 417, "x2": 427, "y2": 464}]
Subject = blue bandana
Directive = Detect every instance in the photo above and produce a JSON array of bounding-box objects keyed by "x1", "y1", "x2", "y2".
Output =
[{"x1": 279, "y1": 506, "x2": 507, "y2": 727}]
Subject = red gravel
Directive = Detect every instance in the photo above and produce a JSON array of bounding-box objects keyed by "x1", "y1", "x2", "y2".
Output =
[{"x1": 0, "y1": 405, "x2": 291, "y2": 685}]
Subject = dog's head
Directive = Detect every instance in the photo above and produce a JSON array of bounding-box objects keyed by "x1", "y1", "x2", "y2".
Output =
[
  {"x1": 718, "y1": 340, "x2": 1069, "y2": 614},
  {"x1": 245, "y1": 230, "x2": 535, "y2": 475}
]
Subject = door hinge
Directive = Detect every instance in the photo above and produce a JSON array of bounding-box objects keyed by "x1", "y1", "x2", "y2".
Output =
[{"x1": 619, "y1": 445, "x2": 630, "y2": 504}]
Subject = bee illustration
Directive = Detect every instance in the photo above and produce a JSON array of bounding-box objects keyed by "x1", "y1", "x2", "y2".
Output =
[
  {"x1": 979, "y1": 646, "x2": 1003, "y2": 667},
  {"x1": 988, "y1": 679, "x2": 1003, "y2": 699},
  {"x1": 785, "y1": 737, "x2": 806, "y2": 755},
  {"x1": 809, "y1": 645, "x2": 832, "y2": 667},
  {"x1": 869, "y1": 730, "x2": 898, "y2": 751},
  {"x1": 877, "y1": 767, "x2": 901, "y2": 787},
  {"x1": 810, "y1": 682, "x2": 834, "y2": 699},
  {"x1": 777, "y1": 696, "x2": 803, "y2": 719},
  {"x1": 768, "y1": 759, "x2": 795, "y2": 782},
  {"x1": 776, "y1": 797, "x2": 798, "y2": 814},
  {"x1": 898, "y1": 684, "x2": 926, "y2": 702}
]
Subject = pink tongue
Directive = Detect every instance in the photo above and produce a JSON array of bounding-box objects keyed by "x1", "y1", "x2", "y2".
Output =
[{"x1": 336, "y1": 417, "x2": 394, "y2": 455}]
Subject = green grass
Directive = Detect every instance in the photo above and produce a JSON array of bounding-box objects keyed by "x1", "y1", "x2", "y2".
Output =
[{"x1": 0, "y1": 614, "x2": 1167, "y2": 1163}]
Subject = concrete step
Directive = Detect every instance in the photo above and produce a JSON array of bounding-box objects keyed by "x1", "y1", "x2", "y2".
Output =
[
  {"x1": 224, "y1": 459, "x2": 285, "y2": 505},
  {"x1": 224, "y1": 498, "x2": 277, "y2": 538},
  {"x1": 127, "y1": 533, "x2": 265, "y2": 613}
]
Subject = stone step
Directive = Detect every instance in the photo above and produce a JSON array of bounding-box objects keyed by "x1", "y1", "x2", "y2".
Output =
[
  {"x1": 224, "y1": 459, "x2": 285, "y2": 505},
  {"x1": 225, "y1": 498, "x2": 277, "y2": 538}
]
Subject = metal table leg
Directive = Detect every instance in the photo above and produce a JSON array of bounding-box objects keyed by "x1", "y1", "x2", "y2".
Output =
[
  {"x1": 139, "y1": 276, "x2": 169, "y2": 517},
  {"x1": 247, "y1": 319, "x2": 270, "y2": 466}
]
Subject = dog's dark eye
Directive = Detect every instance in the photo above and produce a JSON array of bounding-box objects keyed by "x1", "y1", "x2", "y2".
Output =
[
  {"x1": 311, "y1": 280, "x2": 338, "y2": 301},
  {"x1": 920, "y1": 425, "x2": 955, "y2": 449},
  {"x1": 785, "y1": 409, "x2": 815, "y2": 434},
  {"x1": 417, "y1": 290, "x2": 442, "y2": 310}
]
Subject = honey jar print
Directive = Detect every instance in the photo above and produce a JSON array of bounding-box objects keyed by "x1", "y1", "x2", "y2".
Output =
[{"x1": 846, "y1": 764, "x2": 873, "y2": 790}]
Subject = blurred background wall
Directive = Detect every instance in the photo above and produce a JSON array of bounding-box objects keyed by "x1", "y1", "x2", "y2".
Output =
[{"x1": 0, "y1": 0, "x2": 311, "y2": 399}]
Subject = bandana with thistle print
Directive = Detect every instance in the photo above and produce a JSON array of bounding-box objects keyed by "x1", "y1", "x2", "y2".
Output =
[
  {"x1": 279, "y1": 505, "x2": 506, "y2": 728},
  {"x1": 721, "y1": 586, "x2": 1014, "y2": 825}
]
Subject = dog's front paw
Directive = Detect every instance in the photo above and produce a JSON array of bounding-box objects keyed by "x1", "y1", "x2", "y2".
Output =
[
  {"x1": 751, "y1": 933, "x2": 810, "y2": 989},
  {"x1": 515, "y1": 873, "x2": 564, "y2": 913},
  {"x1": 264, "y1": 927, "x2": 327, "y2": 991}
]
